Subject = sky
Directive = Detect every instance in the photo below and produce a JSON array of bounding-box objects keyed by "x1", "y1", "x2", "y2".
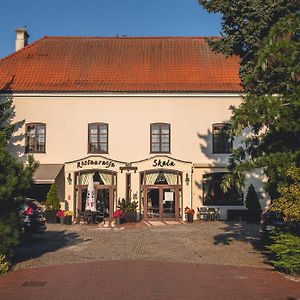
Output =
[{"x1": 0, "y1": 0, "x2": 221, "y2": 59}]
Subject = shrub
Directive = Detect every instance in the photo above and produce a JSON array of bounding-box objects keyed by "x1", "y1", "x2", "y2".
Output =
[
  {"x1": 45, "y1": 183, "x2": 60, "y2": 210},
  {"x1": 245, "y1": 184, "x2": 261, "y2": 223},
  {"x1": 0, "y1": 254, "x2": 10, "y2": 274},
  {"x1": 117, "y1": 198, "x2": 138, "y2": 212},
  {"x1": 268, "y1": 232, "x2": 300, "y2": 275}
]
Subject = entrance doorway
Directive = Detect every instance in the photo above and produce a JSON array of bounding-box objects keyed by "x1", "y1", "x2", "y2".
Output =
[
  {"x1": 74, "y1": 170, "x2": 117, "y2": 221},
  {"x1": 141, "y1": 170, "x2": 182, "y2": 221}
]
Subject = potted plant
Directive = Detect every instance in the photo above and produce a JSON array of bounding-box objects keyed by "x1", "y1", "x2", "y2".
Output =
[
  {"x1": 113, "y1": 209, "x2": 124, "y2": 225},
  {"x1": 185, "y1": 207, "x2": 195, "y2": 223},
  {"x1": 45, "y1": 183, "x2": 61, "y2": 223},
  {"x1": 64, "y1": 211, "x2": 73, "y2": 225},
  {"x1": 56, "y1": 210, "x2": 65, "y2": 224},
  {"x1": 117, "y1": 198, "x2": 138, "y2": 222}
]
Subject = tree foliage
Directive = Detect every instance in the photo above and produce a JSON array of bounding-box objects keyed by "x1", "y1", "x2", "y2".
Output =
[
  {"x1": 198, "y1": 0, "x2": 300, "y2": 216},
  {"x1": 45, "y1": 183, "x2": 61, "y2": 210},
  {"x1": 0, "y1": 95, "x2": 38, "y2": 259}
]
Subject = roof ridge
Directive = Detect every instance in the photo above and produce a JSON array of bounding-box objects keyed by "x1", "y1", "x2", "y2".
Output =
[{"x1": 42, "y1": 36, "x2": 221, "y2": 39}]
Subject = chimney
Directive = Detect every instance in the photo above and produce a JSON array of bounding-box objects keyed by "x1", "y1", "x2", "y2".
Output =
[{"x1": 15, "y1": 27, "x2": 29, "y2": 51}]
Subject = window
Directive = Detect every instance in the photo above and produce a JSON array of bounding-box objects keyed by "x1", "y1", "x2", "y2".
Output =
[
  {"x1": 25, "y1": 123, "x2": 46, "y2": 153},
  {"x1": 212, "y1": 123, "x2": 232, "y2": 153},
  {"x1": 150, "y1": 123, "x2": 170, "y2": 153},
  {"x1": 203, "y1": 172, "x2": 243, "y2": 205},
  {"x1": 88, "y1": 123, "x2": 108, "y2": 153}
]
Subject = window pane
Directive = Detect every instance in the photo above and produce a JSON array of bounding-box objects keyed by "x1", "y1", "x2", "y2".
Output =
[
  {"x1": 161, "y1": 135, "x2": 169, "y2": 143},
  {"x1": 161, "y1": 127, "x2": 170, "y2": 134},
  {"x1": 151, "y1": 144, "x2": 160, "y2": 152},
  {"x1": 151, "y1": 135, "x2": 160, "y2": 143},
  {"x1": 151, "y1": 126, "x2": 160, "y2": 134},
  {"x1": 99, "y1": 143, "x2": 107, "y2": 152},
  {"x1": 99, "y1": 135, "x2": 107, "y2": 143},
  {"x1": 99, "y1": 125, "x2": 107, "y2": 134},
  {"x1": 161, "y1": 144, "x2": 169, "y2": 152}
]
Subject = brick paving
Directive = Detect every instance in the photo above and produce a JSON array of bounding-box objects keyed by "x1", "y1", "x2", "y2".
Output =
[
  {"x1": 0, "y1": 260, "x2": 300, "y2": 300},
  {"x1": 1, "y1": 221, "x2": 299, "y2": 299}
]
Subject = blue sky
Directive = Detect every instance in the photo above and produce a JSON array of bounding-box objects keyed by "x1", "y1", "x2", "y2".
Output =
[{"x1": 0, "y1": 0, "x2": 221, "y2": 58}]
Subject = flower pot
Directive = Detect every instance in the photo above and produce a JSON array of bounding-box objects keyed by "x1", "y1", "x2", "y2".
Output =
[
  {"x1": 64, "y1": 215, "x2": 72, "y2": 225},
  {"x1": 59, "y1": 217, "x2": 65, "y2": 224},
  {"x1": 125, "y1": 212, "x2": 137, "y2": 223},
  {"x1": 187, "y1": 213, "x2": 194, "y2": 223},
  {"x1": 45, "y1": 210, "x2": 58, "y2": 223},
  {"x1": 115, "y1": 217, "x2": 121, "y2": 225}
]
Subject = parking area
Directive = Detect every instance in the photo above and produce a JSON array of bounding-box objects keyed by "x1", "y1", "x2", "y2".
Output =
[{"x1": 14, "y1": 221, "x2": 267, "y2": 270}]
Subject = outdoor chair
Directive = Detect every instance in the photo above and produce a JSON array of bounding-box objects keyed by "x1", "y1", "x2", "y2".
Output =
[
  {"x1": 207, "y1": 208, "x2": 217, "y2": 221},
  {"x1": 83, "y1": 210, "x2": 93, "y2": 224},
  {"x1": 198, "y1": 207, "x2": 208, "y2": 221}
]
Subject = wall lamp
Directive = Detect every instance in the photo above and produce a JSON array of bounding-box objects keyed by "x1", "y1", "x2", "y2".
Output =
[
  {"x1": 185, "y1": 173, "x2": 190, "y2": 185},
  {"x1": 67, "y1": 173, "x2": 72, "y2": 185}
]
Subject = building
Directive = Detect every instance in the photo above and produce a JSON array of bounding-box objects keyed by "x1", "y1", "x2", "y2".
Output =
[{"x1": 0, "y1": 28, "x2": 266, "y2": 222}]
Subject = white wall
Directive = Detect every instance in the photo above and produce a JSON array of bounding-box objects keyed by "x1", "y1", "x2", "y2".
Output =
[{"x1": 9, "y1": 94, "x2": 242, "y2": 165}]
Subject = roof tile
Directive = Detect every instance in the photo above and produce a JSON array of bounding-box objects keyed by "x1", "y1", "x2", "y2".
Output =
[{"x1": 0, "y1": 36, "x2": 242, "y2": 93}]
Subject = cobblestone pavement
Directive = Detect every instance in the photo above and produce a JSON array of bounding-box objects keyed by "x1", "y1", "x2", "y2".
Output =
[
  {"x1": 1, "y1": 221, "x2": 299, "y2": 300},
  {"x1": 14, "y1": 221, "x2": 268, "y2": 270}
]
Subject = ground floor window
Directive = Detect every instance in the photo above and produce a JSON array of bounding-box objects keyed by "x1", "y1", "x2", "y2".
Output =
[{"x1": 203, "y1": 172, "x2": 243, "y2": 205}]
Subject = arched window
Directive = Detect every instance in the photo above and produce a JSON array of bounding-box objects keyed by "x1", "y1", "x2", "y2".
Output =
[
  {"x1": 25, "y1": 123, "x2": 46, "y2": 153},
  {"x1": 150, "y1": 123, "x2": 170, "y2": 153},
  {"x1": 88, "y1": 123, "x2": 108, "y2": 153},
  {"x1": 212, "y1": 123, "x2": 232, "y2": 154}
]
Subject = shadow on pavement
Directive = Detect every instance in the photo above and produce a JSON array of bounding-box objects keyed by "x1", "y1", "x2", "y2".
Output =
[
  {"x1": 14, "y1": 230, "x2": 90, "y2": 264},
  {"x1": 213, "y1": 221, "x2": 272, "y2": 265}
]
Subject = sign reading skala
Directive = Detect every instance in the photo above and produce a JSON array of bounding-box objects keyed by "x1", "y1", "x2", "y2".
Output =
[
  {"x1": 77, "y1": 159, "x2": 116, "y2": 169},
  {"x1": 152, "y1": 159, "x2": 175, "y2": 167}
]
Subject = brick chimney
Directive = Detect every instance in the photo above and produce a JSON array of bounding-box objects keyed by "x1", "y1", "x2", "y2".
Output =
[{"x1": 15, "y1": 27, "x2": 29, "y2": 51}]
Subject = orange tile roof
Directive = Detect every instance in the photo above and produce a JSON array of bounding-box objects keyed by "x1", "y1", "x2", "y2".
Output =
[{"x1": 0, "y1": 36, "x2": 242, "y2": 93}]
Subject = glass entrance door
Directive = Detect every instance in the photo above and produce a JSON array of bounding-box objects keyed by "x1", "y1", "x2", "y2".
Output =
[
  {"x1": 146, "y1": 188, "x2": 160, "y2": 219},
  {"x1": 96, "y1": 189, "x2": 110, "y2": 218},
  {"x1": 163, "y1": 188, "x2": 176, "y2": 219}
]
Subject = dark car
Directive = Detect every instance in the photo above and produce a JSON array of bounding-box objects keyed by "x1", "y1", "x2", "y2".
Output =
[
  {"x1": 259, "y1": 209, "x2": 286, "y2": 240},
  {"x1": 18, "y1": 198, "x2": 47, "y2": 235}
]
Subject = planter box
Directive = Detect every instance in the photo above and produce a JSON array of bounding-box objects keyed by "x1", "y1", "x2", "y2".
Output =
[
  {"x1": 187, "y1": 213, "x2": 194, "y2": 223},
  {"x1": 45, "y1": 210, "x2": 58, "y2": 223},
  {"x1": 125, "y1": 212, "x2": 137, "y2": 223},
  {"x1": 64, "y1": 216, "x2": 72, "y2": 225}
]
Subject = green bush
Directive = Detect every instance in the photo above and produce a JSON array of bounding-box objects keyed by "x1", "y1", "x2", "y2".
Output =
[
  {"x1": 117, "y1": 198, "x2": 138, "y2": 212},
  {"x1": 45, "y1": 183, "x2": 60, "y2": 210},
  {"x1": 268, "y1": 232, "x2": 300, "y2": 275},
  {"x1": 245, "y1": 184, "x2": 261, "y2": 223},
  {"x1": 0, "y1": 254, "x2": 10, "y2": 274}
]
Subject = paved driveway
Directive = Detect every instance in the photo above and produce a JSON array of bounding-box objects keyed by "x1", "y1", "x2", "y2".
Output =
[
  {"x1": 14, "y1": 221, "x2": 267, "y2": 269},
  {"x1": 1, "y1": 221, "x2": 299, "y2": 300}
]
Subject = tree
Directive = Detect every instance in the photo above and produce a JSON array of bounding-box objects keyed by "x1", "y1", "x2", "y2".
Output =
[
  {"x1": 198, "y1": 0, "x2": 300, "y2": 219},
  {"x1": 245, "y1": 184, "x2": 261, "y2": 222},
  {"x1": 0, "y1": 94, "x2": 38, "y2": 260},
  {"x1": 45, "y1": 183, "x2": 61, "y2": 210}
]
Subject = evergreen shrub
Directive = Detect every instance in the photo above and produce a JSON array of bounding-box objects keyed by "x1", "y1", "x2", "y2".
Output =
[
  {"x1": 45, "y1": 183, "x2": 60, "y2": 210},
  {"x1": 245, "y1": 184, "x2": 261, "y2": 223}
]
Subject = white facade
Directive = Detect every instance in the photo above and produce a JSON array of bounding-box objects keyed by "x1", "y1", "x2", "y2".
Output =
[{"x1": 7, "y1": 93, "x2": 267, "y2": 221}]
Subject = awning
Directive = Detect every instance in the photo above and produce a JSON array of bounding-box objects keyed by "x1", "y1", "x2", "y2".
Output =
[{"x1": 33, "y1": 164, "x2": 64, "y2": 184}]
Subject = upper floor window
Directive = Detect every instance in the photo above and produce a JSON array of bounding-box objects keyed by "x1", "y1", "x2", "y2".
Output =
[
  {"x1": 88, "y1": 123, "x2": 108, "y2": 153},
  {"x1": 212, "y1": 123, "x2": 232, "y2": 154},
  {"x1": 25, "y1": 123, "x2": 46, "y2": 153},
  {"x1": 150, "y1": 123, "x2": 170, "y2": 153}
]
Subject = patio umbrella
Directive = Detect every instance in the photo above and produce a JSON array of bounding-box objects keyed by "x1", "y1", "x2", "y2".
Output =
[{"x1": 85, "y1": 174, "x2": 97, "y2": 212}]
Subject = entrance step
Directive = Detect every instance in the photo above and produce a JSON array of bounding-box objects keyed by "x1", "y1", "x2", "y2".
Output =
[{"x1": 143, "y1": 220, "x2": 183, "y2": 227}]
